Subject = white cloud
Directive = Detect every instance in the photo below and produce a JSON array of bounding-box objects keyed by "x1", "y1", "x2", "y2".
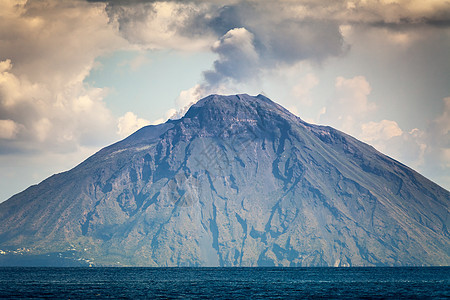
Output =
[
  {"x1": 35, "y1": 118, "x2": 52, "y2": 143},
  {"x1": 314, "y1": 76, "x2": 448, "y2": 188},
  {"x1": 440, "y1": 148, "x2": 450, "y2": 168},
  {"x1": 117, "y1": 112, "x2": 151, "y2": 138},
  {"x1": 0, "y1": 0, "x2": 126, "y2": 154},
  {"x1": 361, "y1": 120, "x2": 403, "y2": 143},
  {"x1": 0, "y1": 119, "x2": 20, "y2": 139},
  {"x1": 347, "y1": 0, "x2": 450, "y2": 24},
  {"x1": 358, "y1": 120, "x2": 425, "y2": 166},
  {"x1": 335, "y1": 76, "x2": 375, "y2": 114},
  {"x1": 422, "y1": 97, "x2": 450, "y2": 185},
  {"x1": 104, "y1": 1, "x2": 215, "y2": 51},
  {"x1": 0, "y1": 0, "x2": 126, "y2": 85},
  {"x1": 0, "y1": 60, "x2": 116, "y2": 152},
  {"x1": 319, "y1": 76, "x2": 376, "y2": 135},
  {"x1": 319, "y1": 93, "x2": 450, "y2": 190},
  {"x1": 433, "y1": 97, "x2": 450, "y2": 136},
  {"x1": 0, "y1": 59, "x2": 11, "y2": 73},
  {"x1": 291, "y1": 73, "x2": 319, "y2": 106}
]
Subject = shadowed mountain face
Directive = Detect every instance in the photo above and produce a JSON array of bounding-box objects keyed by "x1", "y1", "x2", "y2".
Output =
[{"x1": 0, "y1": 94, "x2": 448, "y2": 266}]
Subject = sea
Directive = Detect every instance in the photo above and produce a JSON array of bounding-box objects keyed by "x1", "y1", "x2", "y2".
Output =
[{"x1": 0, "y1": 267, "x2": 448, "y2": 299}]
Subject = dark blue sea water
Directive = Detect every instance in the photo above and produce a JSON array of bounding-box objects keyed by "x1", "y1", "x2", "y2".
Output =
[{"x1": 0, "y1": 267, "x2": 448, "y2": 299}]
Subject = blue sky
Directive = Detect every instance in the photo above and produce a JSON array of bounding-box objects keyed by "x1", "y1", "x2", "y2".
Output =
[
  {"x1": 86, "y1": 50, "x2": 215, "y2": 122},
  {"x1": 0, "y1": 0, "x2": 449, "y2": 201}
]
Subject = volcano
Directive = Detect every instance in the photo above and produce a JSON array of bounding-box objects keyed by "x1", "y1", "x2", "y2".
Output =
[{"x1": 0, "y1": 94, "x2": 448, "y2": 266}]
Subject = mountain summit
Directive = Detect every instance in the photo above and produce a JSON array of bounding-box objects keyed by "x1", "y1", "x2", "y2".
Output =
[{"x1": 0, "y1": 94, "x2": 449, "y2": 266}]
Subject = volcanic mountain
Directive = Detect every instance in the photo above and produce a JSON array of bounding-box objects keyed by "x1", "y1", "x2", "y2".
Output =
[{"x1": 0, "y1": 94, "x2": 448, "y2": 266}]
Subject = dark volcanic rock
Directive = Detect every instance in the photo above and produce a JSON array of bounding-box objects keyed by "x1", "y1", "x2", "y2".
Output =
[{"x1": 0, "y1": 94, "x2": 449, "y2": 266}]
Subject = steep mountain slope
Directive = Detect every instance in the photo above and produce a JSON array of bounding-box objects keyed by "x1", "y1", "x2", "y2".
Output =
[{"x1": 0, "y1": 94, "x2": 448, "y2": 266}]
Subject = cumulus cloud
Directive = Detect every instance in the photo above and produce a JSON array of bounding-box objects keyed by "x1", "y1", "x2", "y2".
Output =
[
  {"x1": 86, "y1": 0, "x2": 449, "y2": 99},
  {"x1": 319, "y1": 76, "x2": 376, "y2": 135},
  {"x1": 341, "y1": 0, "x2": 450, "y2": 26},
  {"x1": 0, "y1": 0, "x2": 126, "y2": 154},
  {"x1": 90, "y1": 0, "x2": 450, "y2": 53},
  {"x1": 0, "y1": 0, "x2": 125, "y2": 85},
  {"x1": 198, "y1": 5, "x2": 347, "y2": 91},
  {"x1": 101, "y1": 1, "x2": 215, "y2": 51},
  {"x1": 89, "y1": 1, "x2": 350, "y2": 92},
  {"x1": 359, "y1": 98, "x2": 450, "y2": 190},
  {"x1": 335, "y1": 76, "x2": 374, "y2": 112},
  {"x1": 117, "y1": 112, "x2": 151, "y2": 138},
  {"x1": 0, "y1": 59, "x2": 116, "y2": 153},
  {"x1": 432, "y1": 97, "x2": 450, "y2": 137},
  {"x1": 0, "y1": 119, "x2": 20, "y2": 140},
  {"x1": 318, "y1": 81, "x2": 450, "y2": 189},
  {"x1": 318, "y1": 76, "x2": 425, "y2": 164},
  {"x1": 361, "y1": 120, "x2": 403, "y2": 143},
  {"x1": 359, "y1": 120, "x2": 422, "y2": 166},
  {"x1": 424, "y1": 97, "x2": 450, "y2": 172},
  {"x1": 382, "y1": 97, "x2": 450, "y2": 178},
  {"x1": 291, "y1": 73, "x2": 319, "y2": 107}
]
